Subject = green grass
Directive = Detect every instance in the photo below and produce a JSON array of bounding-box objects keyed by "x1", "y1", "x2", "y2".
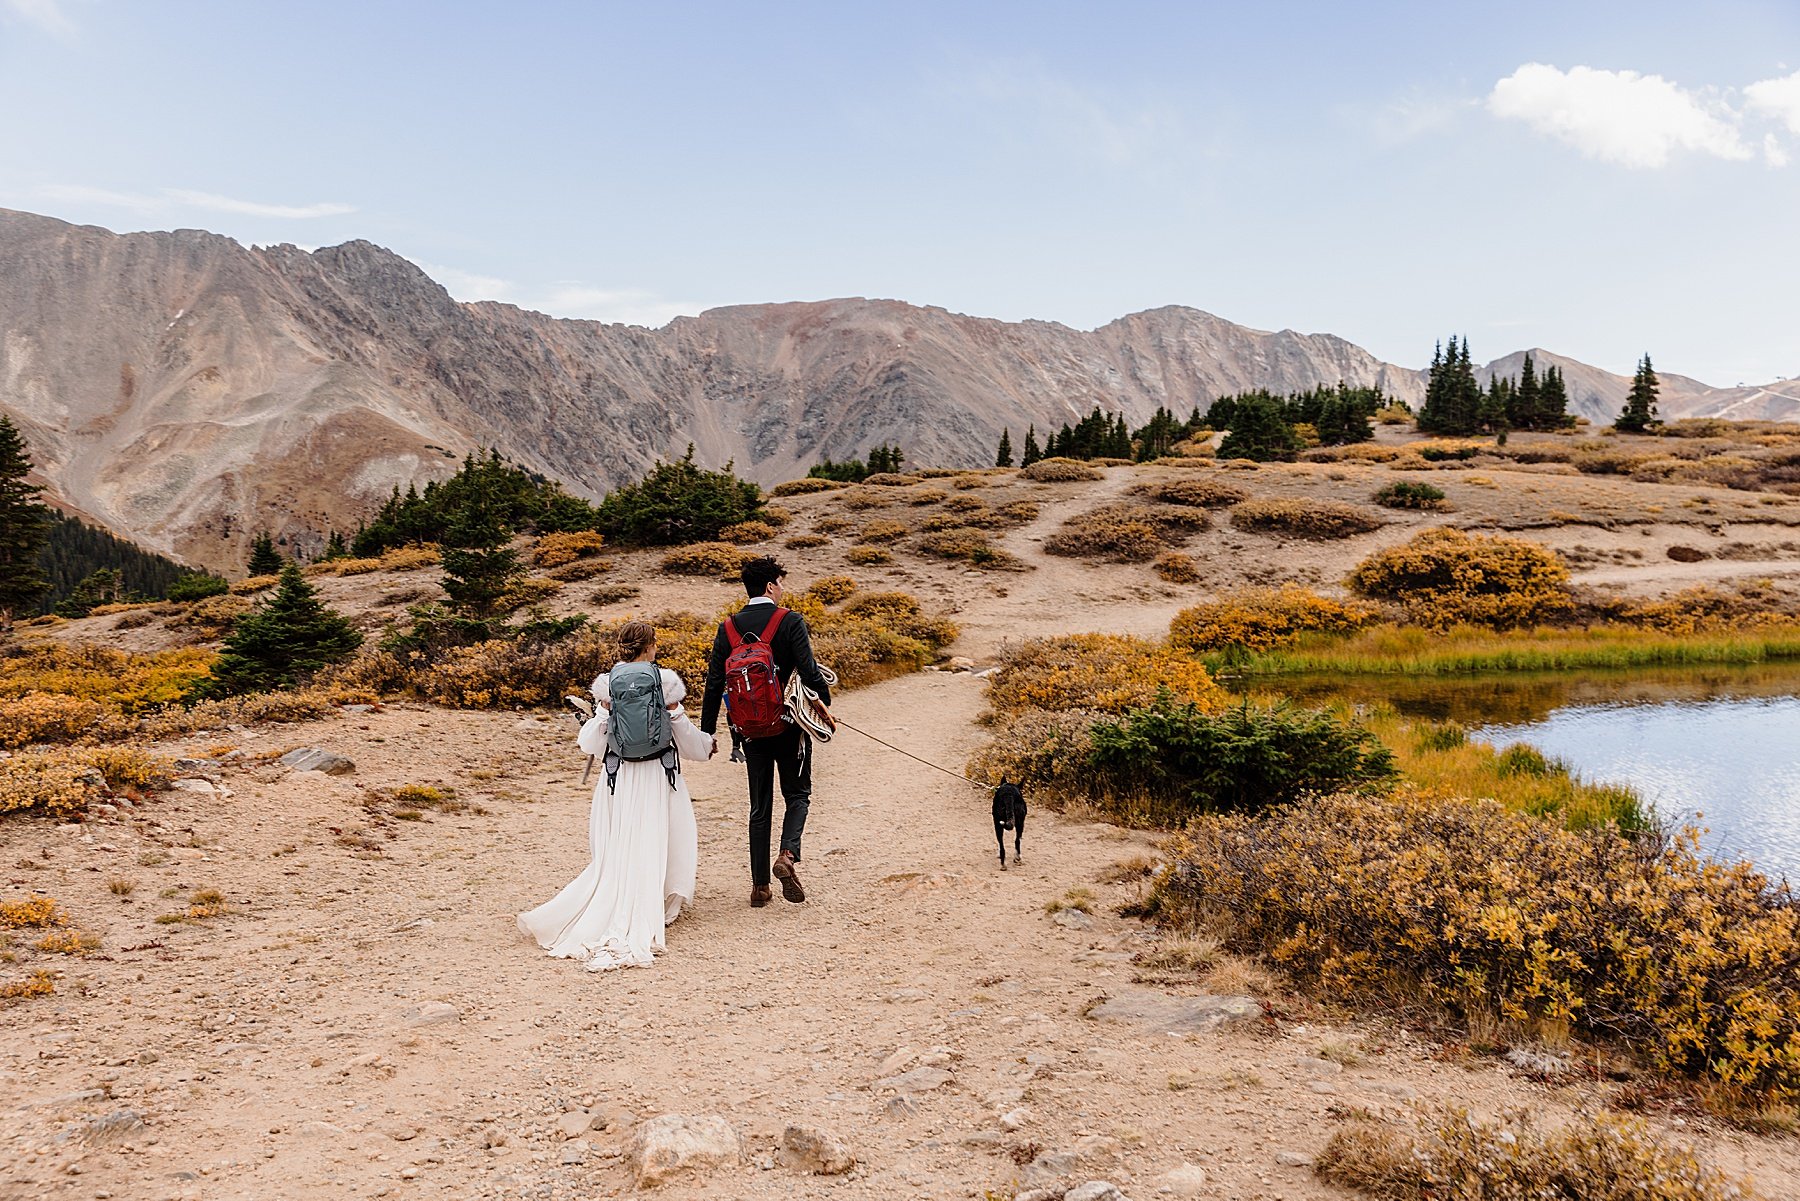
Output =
[
  {"x1": 1351, "y1": 702, "x2": 1647, "y2": 831},
  {"x1": 1211, "y1": 624, "x2": 1800, "y2": 677}
]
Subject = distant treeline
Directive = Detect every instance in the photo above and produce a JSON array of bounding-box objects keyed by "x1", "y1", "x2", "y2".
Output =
[
  {"x1": 350, "y1": 450, "x2": 603, "y2": 557},
  {"x1": 35, "y1": 512, "x2": 186, "y2": 615}
]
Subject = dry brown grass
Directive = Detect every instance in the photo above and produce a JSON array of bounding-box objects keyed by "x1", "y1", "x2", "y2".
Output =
[
  {"x1": 658, "y1": 543, "x2": 754, "y2": 577},
  {"x1": 1044, "y1": 502, "x2": 1210, "y2": 562},
  {"x1": 1152, "y1": 551, "x2": 1201, "y2": 583},
  {"x1": 718, "y1": 520, "x2": 780, "y2": 544},
  {"x1": 1128, "y1": 478, "x2": 1248, "y2": 507},
  {"x1": 1021, "y1": 457, "x2": 1103, "y2": 483},
  {"x1": 770, "y1": 477, "x2": 844, "y2": 497},
  {"x1": 1229, "y1": 497, "x2": 1384, "y2": 539}
]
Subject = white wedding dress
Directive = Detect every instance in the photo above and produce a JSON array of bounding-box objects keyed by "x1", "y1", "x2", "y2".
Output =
[{"x1": 517, "y1": 666, "x2": 711, "y2": 970}]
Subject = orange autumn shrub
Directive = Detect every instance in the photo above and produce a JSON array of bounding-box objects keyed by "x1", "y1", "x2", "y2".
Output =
[
  {"x1": 1169, "y1": 586, "x2": 1378, "y2": 654},
  {"x1": 984, "y1": 634, "x2": 1226, "y2": 717},
  {"x1": 1348, "y1": 528, "x2": 1572, "y2": 629}
]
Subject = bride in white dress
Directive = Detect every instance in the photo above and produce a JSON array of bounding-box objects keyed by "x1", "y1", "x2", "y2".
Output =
[{"x1": 517, "y1": 621, "x2": 715, "y2": 970}]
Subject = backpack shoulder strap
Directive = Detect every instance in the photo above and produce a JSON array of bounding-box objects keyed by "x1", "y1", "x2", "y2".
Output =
[
  {"x1": 723, "y1": 614, "x2": 745, "y2": 650},
  {"x1": 758, "y1": 607, "x2": 788, "y2": 643}
]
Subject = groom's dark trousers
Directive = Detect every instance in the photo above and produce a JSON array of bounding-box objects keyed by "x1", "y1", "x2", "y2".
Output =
[{"x1": 743, "y1": 725, "x2": 811, "y2": 887}]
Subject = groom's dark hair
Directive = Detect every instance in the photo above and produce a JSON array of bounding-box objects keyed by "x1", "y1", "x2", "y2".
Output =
[{"x1": 742, "y1": 555, "x2": 785, "y2": 598}]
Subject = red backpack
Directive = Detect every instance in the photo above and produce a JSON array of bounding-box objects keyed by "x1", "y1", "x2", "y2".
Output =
[{"x1": 722, "y1": 607, "x2": 790, "y2": 740}]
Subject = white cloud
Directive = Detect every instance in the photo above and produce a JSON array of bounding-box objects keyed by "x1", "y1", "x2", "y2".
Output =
[
  {"x1": 38, "y1": 183, "x2": 161, "y2": 211},
  {"x1": 3, "y1": 0, "x2": 76, "y2": 39},
  {"x1": 164, "y1": 190, "x2": 354, "y2": 219},
  {"x1": 1765, "y1": 134, "x2": 1791, "y2": 169},
  {"x1": 39, "y1": 184, "x2": 355, "y2": 219},
  {"x1": 1746, "y1": 69, "x2": 1800, "y2": 134},
  {"x1": 1487, "y1": 63, "x2": 1752, "y2": 168},
  {"x1": 947, "y1": 57, "x2": 1180, "y2": 167},
  {"x1": 421, "y1": 265, "x2": 702, "y2": 328}
]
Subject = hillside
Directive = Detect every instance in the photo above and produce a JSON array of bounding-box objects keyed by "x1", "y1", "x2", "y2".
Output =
[
  {"x1": 1, "y1": 208, "x2": 1788, "y2": 572},
  {"x1": 8, "y1": 446, "x2": 1800, "y2": 1199}
]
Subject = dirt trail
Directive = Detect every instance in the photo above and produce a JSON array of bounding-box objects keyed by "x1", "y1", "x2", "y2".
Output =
[{"x1": 8, "y1": 669, "x2": 1800, "y2": 1200}]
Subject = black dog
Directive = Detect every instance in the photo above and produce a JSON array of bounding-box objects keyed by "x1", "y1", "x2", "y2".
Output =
[{"x1": 992, "y1": 782, "x2": 1027, "y2": 870}]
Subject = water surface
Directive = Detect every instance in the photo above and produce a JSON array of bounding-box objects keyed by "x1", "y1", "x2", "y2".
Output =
[{"x1": 1277, "y1": 662, "x2": 1800, "y2": 882}]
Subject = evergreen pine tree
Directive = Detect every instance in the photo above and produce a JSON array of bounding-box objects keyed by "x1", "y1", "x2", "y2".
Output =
[
  {"x1": 1539, "y1": 364, "x2": 1571, "y2": 428},
  {"x1": 439, "y1": 472, "x2": 520, "y2": 619},
  {"x1": 248, "y1": 531, "x2": 282, "y2": 576},
  {"x1": 1615, "y1": 354, "x2": 1661, "y2": 433},
  {"x1": 1020, "y1": 425, "x2": 1042, "y2": 467},
  {"x1": 1218, "y1": 393, "x2": 1303, "y2": 462},
  {"x1": 321, "y1": 531, "x2": 348, "y2": 561},
  {"x1": 0, "y1": 415, "x2": 52, "y2": 633},
  {"x1": 53, "y1": 568, "x2": 126, "y2": 617},
  {"x1": 1511, "y1": 353, "x2": 1542, "y2": 430},
  {"x1": 995, "y1": 429, "x2": 1014, "y2": 468},
  {"x1": 210, "y1": 563, "x2": 362, "y2": 693},
  {"x1": 1477, "y1": 376, "x2": 1511, "y2": 436},
  {"x1": 1417, "y1": 340, "x2": 1448, "y2": 433}
]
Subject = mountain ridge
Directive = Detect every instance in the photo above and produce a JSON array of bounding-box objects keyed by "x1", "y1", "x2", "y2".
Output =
[{"x1": 1, "y1": 207, "x2": 1789, "y2": 569}]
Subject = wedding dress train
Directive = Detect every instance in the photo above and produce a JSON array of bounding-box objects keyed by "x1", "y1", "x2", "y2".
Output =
[{"x1": 517, "y1": 667, "x2": 711, "y2": 970}]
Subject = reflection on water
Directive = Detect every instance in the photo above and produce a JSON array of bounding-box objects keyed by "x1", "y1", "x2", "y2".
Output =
[{"x1": 1267, "y1": 662, "x2": 1800, "y2": 882}]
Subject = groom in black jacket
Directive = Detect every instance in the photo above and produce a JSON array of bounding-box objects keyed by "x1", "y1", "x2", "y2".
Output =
[{"x1": 701, "y1": 555, "x2": 833, "y2": 908}]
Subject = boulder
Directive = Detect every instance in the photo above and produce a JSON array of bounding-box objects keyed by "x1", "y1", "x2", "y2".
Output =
[
  {"x1": 1155, "y1": 1164, "x2": 1208, "y2": 1196},
  {"x1": 279, "y1": 747, "x2": 355, "y2": 775},
  {"x1": 1066, "y1": 1184, "x2": 1127, "y2": 1201},
  {"x1": 399, "y1": 1000, "x2": 459, "y2": 1027},
  {"x1": 874, "y1": 1066, "x2": 954, "y2": 1093},
  {"x1": 778, "y1": 1124, "x2": 856, "y2": 1175},
  {"x1": 627, "y1": 1114, "x2": 741, "y2": 1187},
  {"x1": 1085, "y1": 989, "x2": 1262, "y2": 1035}
]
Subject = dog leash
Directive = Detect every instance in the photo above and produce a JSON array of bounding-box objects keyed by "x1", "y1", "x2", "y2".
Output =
[{"x1": 830, "y1": 716, "x2": 988, "y2": 789}]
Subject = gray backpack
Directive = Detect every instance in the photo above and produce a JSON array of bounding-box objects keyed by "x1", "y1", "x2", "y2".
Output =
[{"x1": 603, "y1": 662, "x2": 679, "y2": 793}]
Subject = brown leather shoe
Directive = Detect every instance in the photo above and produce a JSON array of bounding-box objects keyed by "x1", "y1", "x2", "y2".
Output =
[
  {"x1": 750, "y1": 884, "x2": 773, "y2": 908},
  {"x1": 771, "y1": 850, "x2": 806, "y2": 903}
]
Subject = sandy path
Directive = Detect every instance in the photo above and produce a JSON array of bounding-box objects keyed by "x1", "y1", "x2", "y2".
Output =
[{"x1": 9, "y1": 670, "x2": 1800, "y2": 1200}]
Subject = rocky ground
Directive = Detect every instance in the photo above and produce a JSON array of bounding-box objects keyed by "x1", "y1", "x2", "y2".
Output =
[{"x1": 9, "y1": 448, "x2": 1800, "y2": 1199}]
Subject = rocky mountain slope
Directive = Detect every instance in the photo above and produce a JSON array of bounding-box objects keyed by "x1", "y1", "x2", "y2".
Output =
[{"x1": 0, "y1": 207, "x2": 1782, "y2": 568}]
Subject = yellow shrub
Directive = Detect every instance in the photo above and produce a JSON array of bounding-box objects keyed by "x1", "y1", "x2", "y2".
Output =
[
  {"x1": 659, "y1": 543, "x2": 753, "y2": 577},
  {"x1": 857, "y1": 519, "x2": 909, "y2": 543},
  {"x1": 770, "y1": 477, "x2": 845, "y2": 497},
  {"x1": 546, "y1": 557, "x2": 615, "y2": 582},
  {"x1": 170, "y1": 594, "x2": 253, "y2": 635},
  {"x1": 916, "y1": 527, "x2": 1025, "y2": 569},
  {"x1": 0, "y1": 692, "x2": 104, "y2": 749},
  {"x1": 718, "y1": 520, "x2": 780, "y2": 544},
  {"x1": 803, "y1": 575, "x2": 859, "y2": 605},
  {"x1": 1159, "y1": 792, "x2": 1800, "y2": 1101},
  {"x1": 1349, "y1": 528, "x2": 1572, "y2": 629},
  {"x1": 1152, "y1": 551, "x2": 1200, "y2": 584},
  {"x1": 532, "y1": 530, "x2": 607, "y2": 567},
  {"x1": 315, "y1": 555, "x2": 385, "y2": 576},
  {"x1": 0, "y1": 644, "x2": 216, "y2": 715},
  {"x1": 230, "y1": 574, "x2": 279, "y2": 595},
  {"x1": 840, "y1": 488, "x2": 890, "y2": 510},
  {"x1": 785, "y1": 533, "x2": 829, "y2": 549},
  {"x1": 1044, "y1": 503, "x2": 1209, "y2": 562},
  {"x1": 0, "y1": 969, "x2": 56, "y2": 1003},
  {"x1": 1129, "y1": 478, "x2": 1248, "y2": 507},
  {"x1": 861, "y1": 472, "x2": 918, "y2": 487},
  {"x1": 847, "y1": 546, "x2": 891, "y2": 565},
  {"x1": 1020, "y1": 457, "x2": 1102, "y2": 483},
  {"x1": 1319, "y1": 1108, "x2": 1755, "y2": 1201},
  {"x1": 496, "y1": 577, "x2": 563, "y2": 612},
  {"x1": 1229, "y1": 497, "x2": 1383, "y2": 539},
  {"x1": 760, "y1": 506, "x2": 794, "y2": 527},
  {"x1": 985, "y1": 634, "x2": 1226, "y2": 716},
  {"x1": 378, "y1": 544, "x2": 442, "y2": 571},
  {"x1": 1169, "y1": 586, "x2": 1378, "y2": 653},
  {"x1": 0, "y1": 895, "x2": 64, "y2": 927}
]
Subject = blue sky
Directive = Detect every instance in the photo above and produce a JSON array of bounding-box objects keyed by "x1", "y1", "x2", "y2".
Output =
[{"x1": 2, "y1": 0, "x2": 1797, "y2": 383}]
